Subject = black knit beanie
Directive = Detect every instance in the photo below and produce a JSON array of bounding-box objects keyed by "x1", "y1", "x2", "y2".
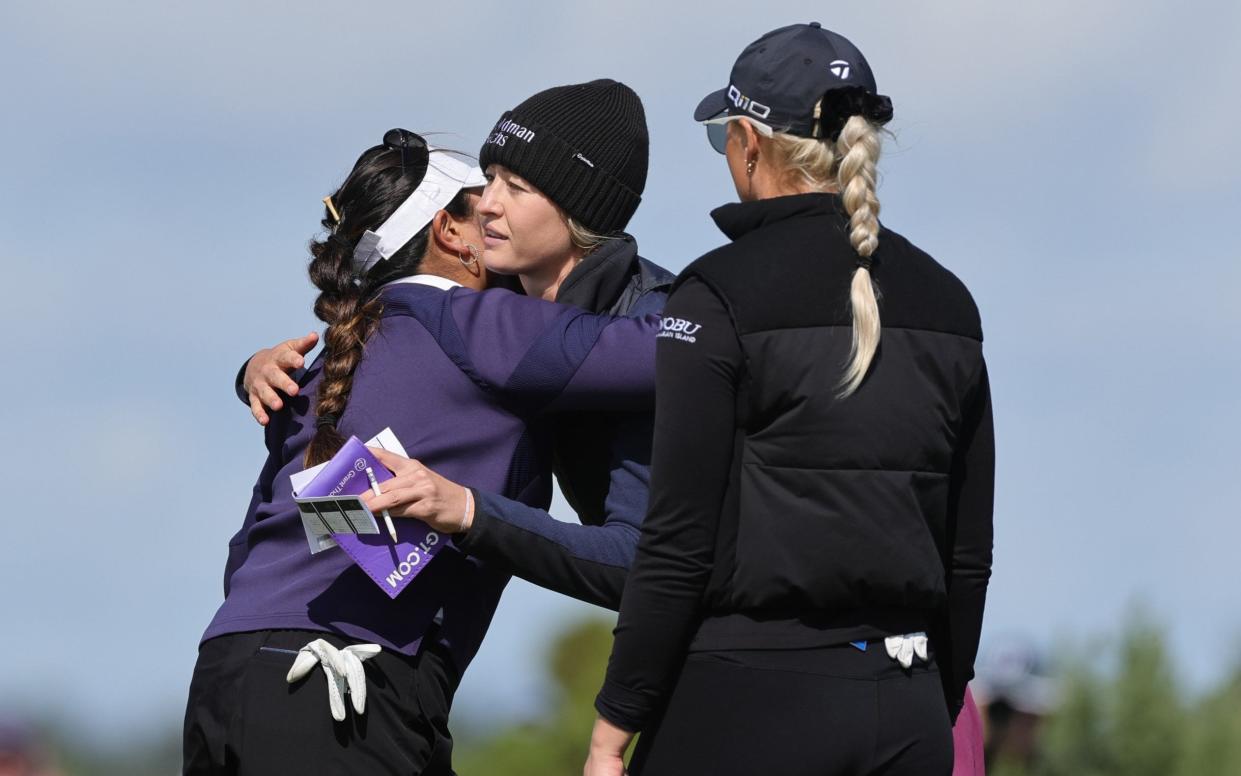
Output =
[{"x1": 479, "y1": 79, "x2": 649, "y2": 235}]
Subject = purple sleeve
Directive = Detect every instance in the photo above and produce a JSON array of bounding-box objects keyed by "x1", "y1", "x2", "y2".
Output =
[
  {"x1": 540, "y1": 313, "x2": 659, "y2": 413},
  {"x1": 447, "y1": 288, "x2": 656, "y2": 413},
  {"x1": 448, "y1": 288, "x2": 578, "y2": 385}
]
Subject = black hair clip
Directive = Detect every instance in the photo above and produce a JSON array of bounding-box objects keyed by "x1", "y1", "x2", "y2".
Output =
[
  {"x1": 327, "y1": 231, "x2": 354, "y2": 253},
  {"x1": 817, "y1": 88, "x2": 895, "y2": 141},
  {"x1": 383, "y1": 128, "x2": 429, "y2": 174}
]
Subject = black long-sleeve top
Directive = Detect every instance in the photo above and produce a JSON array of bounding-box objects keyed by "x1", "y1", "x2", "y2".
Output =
[
  {"x1": 595, "y1": 194, "x2": 995, "y2": 733},
  {"x1": 593, "y1": 279, "x2": 745, "y2": 730}
]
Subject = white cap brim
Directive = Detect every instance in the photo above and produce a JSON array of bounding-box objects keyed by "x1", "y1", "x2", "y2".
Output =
[{"x1": 352, "y1": 148, "x2": 486, "y2": 275}]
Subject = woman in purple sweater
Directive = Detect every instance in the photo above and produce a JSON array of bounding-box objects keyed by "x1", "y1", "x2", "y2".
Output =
[
  {"x1": 185, "y1": 129, "x2": 657, "y2": 775},
  {"x1": 246, "y1": 81, "x2": 671, "y2": 614}
]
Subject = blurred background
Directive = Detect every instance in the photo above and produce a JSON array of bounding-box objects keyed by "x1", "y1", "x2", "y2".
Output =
[{"x1": 1, "y1": 0, "x2": 1238, "y2": 773}]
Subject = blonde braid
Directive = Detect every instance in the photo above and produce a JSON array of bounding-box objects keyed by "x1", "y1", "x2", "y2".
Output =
[{"x1": 835, "y1": 115, "x2": 883, "y2": 397}]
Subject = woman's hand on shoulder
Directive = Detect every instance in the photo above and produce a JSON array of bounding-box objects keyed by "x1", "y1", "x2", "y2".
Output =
[
  {"x1": 363, "y1": 447, "x2": 474, "y2": 534},
  {"x1": 243, "y1": 331, "x2": 319, "y2": 425}
]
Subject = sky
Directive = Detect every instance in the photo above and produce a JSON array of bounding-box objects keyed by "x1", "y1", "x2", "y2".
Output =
[{"x1": 1, "y1": 0, "x2": 1238, "y2": 747}]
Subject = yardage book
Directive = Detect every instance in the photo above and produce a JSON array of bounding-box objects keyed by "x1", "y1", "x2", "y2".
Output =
[{"x1": 291, "y1": 428, "x2": 449, "y2": 599}]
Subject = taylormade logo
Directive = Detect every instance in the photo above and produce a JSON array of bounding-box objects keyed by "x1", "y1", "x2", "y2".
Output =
[
  {"x1": 829, "y1": 60, "x2": 851, "y2": 79},
  {"x1": 487, "y1": 119, "x2": 536, "y2": 147},
  {"x1": 727, "y1": 84, "x2": 771, "y2": 119}
]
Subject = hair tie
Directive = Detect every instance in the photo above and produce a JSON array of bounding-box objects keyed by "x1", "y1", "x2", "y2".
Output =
[
  {"x1": 817, "y1": 89, "x2": 895, "y2": 141},
  {"x1": 326, "y1": 231, "x2": 355, "y2": 254},
  {"x1": 316, "y1": 413, "x2": 340, "y2": 429},
  {"x1": 857, "y1": 256, "x2": 874, "y2": 273}
]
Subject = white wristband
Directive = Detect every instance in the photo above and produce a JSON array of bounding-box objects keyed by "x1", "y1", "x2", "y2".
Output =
[{"x1": 459, "y1": 488, "x2": 472, "y2": 533}]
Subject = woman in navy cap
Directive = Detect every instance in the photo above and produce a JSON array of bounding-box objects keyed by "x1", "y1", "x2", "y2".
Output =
[{"x1": 586, "y1": 23, "x2": 994, "y2": 776}]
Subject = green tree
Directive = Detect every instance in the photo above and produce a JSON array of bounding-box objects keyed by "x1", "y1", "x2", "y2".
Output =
[
  {"x1": 1176, "y1": 662, "x2": 1241, "y2": 776},
  {"x1": 455, "y1": 618, "x2": 616, "y2": 776},
  {"x1": 1038, "y1": 613, "x2": 1185, "y2": 776},
  {"x1": 1107, "y1": 616, "x2": 1186, "y2": 775},
  {"x1": 1037, "y1": 659, "x2": 1113, "y2": 776},
  {"x1": 1000, "y1": 612, "x2": 1241, "y2": 776}
]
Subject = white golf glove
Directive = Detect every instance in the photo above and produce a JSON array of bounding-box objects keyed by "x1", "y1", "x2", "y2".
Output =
[
  {"x1": 883, "y1": 632, "x2": 929, "y2": 669},
  {"x1": 285, "y1": 639, "x2": 382, "y2": 722}
]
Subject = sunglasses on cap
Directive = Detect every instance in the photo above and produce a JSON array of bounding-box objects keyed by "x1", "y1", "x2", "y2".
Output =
[
  {"x1": 701, "y1": 113, "x2": 775, "y2": 154},
  {"x1": 383, "y1": 128, "x2": 429, "y2": 173}
]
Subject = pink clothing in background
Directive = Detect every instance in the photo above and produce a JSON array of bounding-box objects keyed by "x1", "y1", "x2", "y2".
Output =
[{"x1": 953, "y1": 685, "x2": 986, "y2": 775}]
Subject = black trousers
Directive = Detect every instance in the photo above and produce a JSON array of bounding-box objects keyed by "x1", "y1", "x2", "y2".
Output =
[
  {"x1": 183, "y1": 630, "x2": 457, "y2": 776},
  {"x1": 629, "y1": 644, "x2": 953, "y2": 776}
]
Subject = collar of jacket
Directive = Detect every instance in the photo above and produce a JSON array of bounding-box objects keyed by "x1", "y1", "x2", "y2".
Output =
[
  {"x1": 710, "y1": 192, "x2": 848, "y2": 242},
  {"x1": 555, "y1": 233, "x2": 641, "y2": 313}
]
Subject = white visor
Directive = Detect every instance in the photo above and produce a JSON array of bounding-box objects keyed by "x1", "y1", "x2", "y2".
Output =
[{"x1": 351, "y1": 148, "x2": 486, "y2": 276}]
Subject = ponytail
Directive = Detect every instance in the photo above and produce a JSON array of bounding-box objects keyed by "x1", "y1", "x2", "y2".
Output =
[
  {"x1": 302, "y1": 236, "x2": 385, "y2": 466},
  {"x1": 302, "y1": 144, "x2": 471, "y2": 466},
  {"x1": 767, "y1": 113, "x2": 885, "y2": 396},
  {"x1": 834, "y1": 115, "x2": 883, "y2": 397}
]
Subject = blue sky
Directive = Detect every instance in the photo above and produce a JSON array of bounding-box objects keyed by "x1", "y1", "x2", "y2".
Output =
[{"x1": 1, "y1": 0, "x2": 1238, "y2": 745}]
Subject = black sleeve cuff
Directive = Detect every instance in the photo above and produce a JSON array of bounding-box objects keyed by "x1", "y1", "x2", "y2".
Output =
[
  {"x1": 947, "y1": 697, "x2": 963, "y2": 725},
  {"x1": 451, "y1": 488, "x2": 492, "y2": 556},
  {"x1": 234, "y1": 357, "x2": 252, "y2": 404},
  {"x1": 593, "y1": 680, "x2": 648, "y2": 735}
]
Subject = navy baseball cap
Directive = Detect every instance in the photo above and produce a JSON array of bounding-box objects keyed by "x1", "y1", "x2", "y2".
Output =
[{"x1": 695, "y1": 22, "x2": 893, "y2": 141}]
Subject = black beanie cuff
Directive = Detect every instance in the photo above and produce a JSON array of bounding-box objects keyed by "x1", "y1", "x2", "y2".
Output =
[{"x1": 479, "y1": 111, "x2": 642, "y2": 235}]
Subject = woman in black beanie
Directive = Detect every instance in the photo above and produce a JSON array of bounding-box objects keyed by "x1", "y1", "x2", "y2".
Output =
[
  {"x1": 362, "y1": 79, "x2": 678, "y2": 616},
  {"x1": 586, "y1": 23, "x2": 994, "y2": 776},
  {"x1": 242, "y1": 82, "x2": 673, "y2": 616}
]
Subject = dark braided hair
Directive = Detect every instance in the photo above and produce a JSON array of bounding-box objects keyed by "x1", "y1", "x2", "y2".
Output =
[{"x1": 303, "y1": 141, "x2": 471, "y2": 466}]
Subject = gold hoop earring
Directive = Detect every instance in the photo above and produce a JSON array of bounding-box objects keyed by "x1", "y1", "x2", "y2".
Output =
[{"x1": 460, "y1": 244, "x2": 480, "y2": 267}]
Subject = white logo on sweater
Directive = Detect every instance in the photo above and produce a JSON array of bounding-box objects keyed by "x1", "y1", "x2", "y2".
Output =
[{"x1": 658, "y1": 317, "x2": 702, "y2": 343}]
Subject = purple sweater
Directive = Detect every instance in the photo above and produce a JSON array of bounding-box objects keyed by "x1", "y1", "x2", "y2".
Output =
[{"x1": 202, "y1": 282, "x2": 656, "y2": 671}]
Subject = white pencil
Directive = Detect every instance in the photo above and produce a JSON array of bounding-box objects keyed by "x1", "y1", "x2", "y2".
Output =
[{"x1": 365, "y1": 466, "x2": 398, "y2": 543}]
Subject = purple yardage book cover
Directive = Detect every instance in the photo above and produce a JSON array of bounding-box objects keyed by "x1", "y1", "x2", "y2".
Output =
[{"x1": 298, "y1": 435, "x2": 448, "y2": 599}]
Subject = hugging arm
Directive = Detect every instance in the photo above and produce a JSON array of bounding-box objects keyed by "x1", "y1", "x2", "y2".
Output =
[{"x1": 455, "y1": 415, "x2": 652, "y2": 609}]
